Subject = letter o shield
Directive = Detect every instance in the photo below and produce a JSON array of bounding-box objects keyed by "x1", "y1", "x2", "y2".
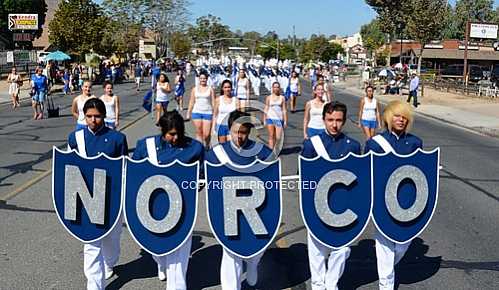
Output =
[
  {"x1": 300, "y1": 154, "x2": 372, "y2": 249},
  {"x1": 124, "y1": 158, "x2": 199, "y2": 256},
  {"x1": 372, "y1": 149, "x2": 440, "y2": 244}
]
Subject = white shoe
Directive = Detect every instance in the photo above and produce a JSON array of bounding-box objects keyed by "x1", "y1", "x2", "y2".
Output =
[
  {"x1": 246, "y1": 264, "x2": 258, "y2": 286},
  {"x1": 158, "y1": 269, "x2": 166, "y2": 281},
  {"x1": 104, "y1": 265, "x2": 114, "y2": 280}
]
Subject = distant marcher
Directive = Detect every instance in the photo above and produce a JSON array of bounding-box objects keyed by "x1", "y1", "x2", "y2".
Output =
[
  {"x1": 134, "y1": 63, "x2": 143, "y2": 91},
  {"x1": 407, "y1": 72, "x2": 420, "y2": 108},
  {"x1": 174, "y1": 69, "x2": 186, "y2": 112},
  {"x1": 317, "y1": 75, "x2": 332, "y2": 102},
  {"x1": 265, "y1": 82, "x2": 288, "y2": 149},
  {"x1": 357, "y1": 85, "x2": 382, "y2": 139},
  {"x1": 7, "y1": 67, "x2": 21, "y2": 109},
  {"x1": 303, "y1": 84, "x2": 326, "y2": 139},
  {"x1": 289, "y1": 71, "x2": 301, "y2": 113},
  {"x1": 155, "y1": 73, "x2": 172, "y2": 124},
  {"x1": 236, "y1": 69, "x2": 251, "y2": 111},
  {"x1": 71, "y1": 80, "x2": 96, "y2": 130},
  {"x1": 100, "y1": 81, "x2": 120, "y2": 129},
  {"x1": 31, "y1": 67, "x2": 48, "y2": 120}
]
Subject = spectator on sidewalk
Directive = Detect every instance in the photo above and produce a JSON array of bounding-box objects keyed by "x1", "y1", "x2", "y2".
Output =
[
  {"x1": 407, "y1": 72, "x2": 420, "y2": 108},
  {"x1": 31, "y1": 67, "x2": 48, "y2": 120},
  {"x1": 7, "y1": 67, "x2": 21, "y2": 109},
  {"x1": 63, "y1": 68, "x2": 71, "y2": 95}
]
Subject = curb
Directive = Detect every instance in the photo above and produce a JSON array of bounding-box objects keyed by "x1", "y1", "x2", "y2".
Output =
[{"x1": 335, "y1": 85, "x2": 499, "y2": 139}]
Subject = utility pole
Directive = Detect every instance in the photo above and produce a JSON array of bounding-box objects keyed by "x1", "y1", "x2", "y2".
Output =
[{"x1": 463, "y1": 20, "x2": 470, "y2": 86}]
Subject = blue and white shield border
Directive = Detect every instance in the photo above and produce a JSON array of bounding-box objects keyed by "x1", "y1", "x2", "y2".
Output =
[
  {"x1": 51, "y1": 146, "x2": 125, "y2": 244},
  {"x1": 123, "y1": 157, "x2": 199, "y2": 256},
  {"x1": 299, "y1": 152, "x2": 373, "y2": 250},
  {"x1": 371, "y1": 148, "x2": 440, "y2": 244},
  {"x1": 204, "y1": 159, "x2": 283, "y2": 259}
]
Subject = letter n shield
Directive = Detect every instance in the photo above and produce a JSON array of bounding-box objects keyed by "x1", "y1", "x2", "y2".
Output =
[
  {"x1": 372, "y1": 149, "x2": 440, "y2": 244},
  {"x1": 124, "y1": 158, "x2": 198, "y2": 256},
  {"x1": 52, "y1": 147, "x2": 124, "y2": 243},
  {"x1": 300, "y1": 154, "x2": 372, "y2": 249},
  {"x1": 205, "y1": 160, "x2": 282, "y2": 259}
]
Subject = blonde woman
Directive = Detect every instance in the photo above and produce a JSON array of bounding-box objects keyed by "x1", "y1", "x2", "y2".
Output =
[{"x1": 7, "y1": 67, "x2": 21, "y2": 109}]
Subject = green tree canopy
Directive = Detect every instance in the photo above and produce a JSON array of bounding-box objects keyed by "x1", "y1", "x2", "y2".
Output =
[
  {"x1": 49, "y1": 0, "x2": 108, "y2": 57},
  {"x1": 300, "y1": 35, "x2": 344, "y2": 63}
]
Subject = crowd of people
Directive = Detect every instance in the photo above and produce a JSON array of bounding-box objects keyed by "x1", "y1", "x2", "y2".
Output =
[{"x1": 65, "y1": 57, "x2": 426, "y2": 290}]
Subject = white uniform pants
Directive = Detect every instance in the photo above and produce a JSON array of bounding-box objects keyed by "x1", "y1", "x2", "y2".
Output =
[
  {"x1": 307, "y1": 233, "x2": 350, "y2": 290},
  {"x1": 152, "y1": 235, "x2": 192, "y2": 290},
  {"x1": 375, "y1": 230, "x2": 411, "y2": 290},
  {"x1": 83, "y1": 219, "x2": 122, "y2": 290},
  {"x1": 220, "y1": 249, "x2": 263, "y2": 290}
]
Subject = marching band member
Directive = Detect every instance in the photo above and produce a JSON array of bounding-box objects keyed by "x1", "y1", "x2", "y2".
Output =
[
  {"x1": 205, "y1": 110, "x2": 273, "y2": 290},
  {"x1": 236, "y1": 69, "x2": 251, "y2": 111},
  {"x1": 265, "y1": 82, "x2": 288, "y2": 149},
  {"x1": 99, "y1": 81, "x2": 120, "y2": 130},
  {"x1": 364, "y1": 100, "x2": 422, "y2": 290},
  {"x1": 186, "y1": 71, "x2": 216, "y2": 147},
  {"x1": 212, "y1": 80, "x2": 239, "y2": 144},
  {"x1": 67, "y1": 98, "x2": 128, "y2": 290},
  {"x1": 155, "y1": 73, "x2": 172, "y2": 125},
  {"x1": 301, "y1": 101, "x2": 361, "y2": 290},
  {"x1": 132, "y1": 110, "x2": 204, "y2": 289},
  {"x1": 357, "y1": 85, "x2": 382, "y2": 139},
  {"x1": 174, "y1": 69, "x2": 186, "y2": 112},
  {"x1": 303, "y1": 83, "x2": 326, "y2": 139},
  {"x1": 289, "y1": 71, "x2": 301, "y2": 113},
  {"x1": 71, "y1": 80, "x2": 96, "y2": 130}
]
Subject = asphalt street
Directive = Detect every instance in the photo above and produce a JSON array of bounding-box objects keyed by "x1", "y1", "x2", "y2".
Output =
[{"x1": 0, "y1": 75, "x2": 498, "y2": 289}]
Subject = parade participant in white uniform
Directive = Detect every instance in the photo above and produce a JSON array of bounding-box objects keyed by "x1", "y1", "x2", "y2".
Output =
[
  {"x1": 212, "y1": 79, "x2": 239, "y2": 143},
  {"x1": 265, "y1": 82, "x2": 288, "y2": 149},
  {"x1": 303, "y1": 83, "x2": 326, "y2": 139},
  {"x1": 155, "y1": 73, "x2": 172, "y2": 124},
  {"x1": 71, "y1": 80, "x2": 97, "y2": 130},
  {"x1": 236, "y1": 69, "x2": 251, "y2": 111},
  {"x1": 357, "y1": 85, "x2": 381, "y2": 139},
  {"x1": 187, "y1": 71, "x2": 216, "y2": 147},
  {"x1": 99, "y1": 81, "x2": 120, "y2": 129},
  {"x1": 205, "y1": 110, "x2": 274, "y2": 290},
  {"x1": 364, "y1": 100, "x2": 422, "y2": 290},
  {"x1": 132, "y1": 110, "x2": 204, "y2": 289},
  {"x1": 301, "y1": 101, "x2": 361, "y2": 290},
  {"x1": 317, "y1": 75, "x2": 332, "y2": 102},
  {"x1": 289, "y1": 71, "x2": 301, "y2": 113},
  {"x1": 67, "y1": 98, "x2": 128, "y2": 290}
]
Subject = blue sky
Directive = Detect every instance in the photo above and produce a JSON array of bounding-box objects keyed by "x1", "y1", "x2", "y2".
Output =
[{"x1": 94, "y1": 0, "x2": 498, "y2": 38}]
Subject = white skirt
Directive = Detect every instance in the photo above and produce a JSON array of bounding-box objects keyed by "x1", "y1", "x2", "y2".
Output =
[{"x1": 8, "y1": 83, "x2": 19, "y2": 95}]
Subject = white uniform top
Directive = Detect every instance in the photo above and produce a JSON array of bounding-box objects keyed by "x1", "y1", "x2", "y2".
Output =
[
  {"x1": 267, "y1": 96, "x2": 284, "y2": 120},
  {"x1": 216, "y1": 96, "x2": 237, "y2": 125},
  {"x1": 77, "y1": 95, "x2": 95, "y2": 125},
  {"x1": 361, "y1": 97, "x2": 377, "y2": 121},
  {"x1": 322, "y1": 83, "x2": 330, "y2": 102},
  {"x1": 308, "y1": 101, "x2": 325, "y2": 129},
  {"x1": 236, "y1": 78, "x2": 248, "y2": 99},
  {"x1": 192, "y1": 86, "x2": 213, "y2": 114},
  {"x1": 101, "y1": 95, "x2": 116, "y2": 123},
  {"x1": 156, "y1": 83, "x2": 170, "y2": 102},
  {"x1": 290, "y1": 78, "x2": 299, "y2": 93}
]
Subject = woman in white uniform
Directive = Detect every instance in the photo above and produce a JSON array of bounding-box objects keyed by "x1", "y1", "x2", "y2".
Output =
[
  {"x1": 99, "y1": 81, "x2": 120, "y2": 129},
  {"x1": 187, "y1": 71, "x2": 216, "y2": 147},
  {"x1": 236, "y1": 69, "x2": 251, "y2": 111},
  {"x1": 303, "y1": 84, "x2": 326, "y2": 139},
  {"x1": 155, "y1": 73, "x2": 172, "y2": 124},
  {"x1": 289, "y1": 71, "x2": 301, "y2": 113},
  {"x1": 212, "y1": 79, "x2": 239, "y2": 143},
  {"x1": 71, "y1": 80, "x2": 97, "y2": 130},
  {"x1": 264, "y1": 82, "x2": 288, "y2": 149}
]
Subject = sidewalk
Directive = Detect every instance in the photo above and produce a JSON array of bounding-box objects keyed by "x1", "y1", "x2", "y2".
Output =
[
  {"x1": 335, "y1": 76, "x2": 499, "y2": 138},
  {"x1": 0, "y1": 79, "x2": 65, "y2": 105}
]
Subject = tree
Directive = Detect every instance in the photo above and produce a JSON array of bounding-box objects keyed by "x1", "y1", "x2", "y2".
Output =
[
  {"x1": 188, "y1": 14, "x2": 233, "y2": 52},
  {"x1": 300, "y1": 35, "x2": 344, "y2": 63},
  {"x1": 171, "y1": 31, "x2": 192, "y2": 58},
  {"x1": 406, "y1": 0, "x2": 447, "y2": 74},
  {"x1": 49, "y1": 0, "x2": 108, "y2": 57},
  {"x1": 0, "y1": 0, "x2": 47, "y2": 49},
  {"x1": 360, "y1": 19, "x2": 387, "y2": 66},
  {"x1": 453, "y1": 0, "x2": 496, "y2": 39}
]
